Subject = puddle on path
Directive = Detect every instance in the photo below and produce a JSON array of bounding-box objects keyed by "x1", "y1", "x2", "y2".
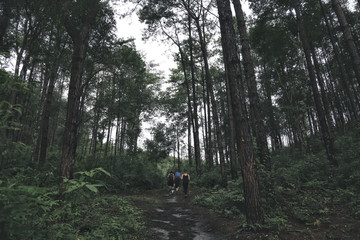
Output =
[
  {"x1": 152, "y1": 219, "x2": 172, "y2": 225},
  {"x1": 151, "y1": 227, "x2": 169, "y2": 240},
  {"x1": 156, "y1": 208, "x2": 165, "y2": 212},
  {"x1": 166, "y1": 197, "x2": 177, "y2": 203},
  {"x1": 172, "y1": 213, "x2": 188, "y2": 218},
  {"x1": 192, "y1": 221, "x2": 216, "y2": 240}
]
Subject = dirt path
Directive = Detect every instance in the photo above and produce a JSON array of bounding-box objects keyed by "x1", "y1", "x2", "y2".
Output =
[
  {"x1": 128, "y1": 189, "x2": 360, "y2": 240},
  {"x1": 129, "y1": 190, "x2": 238, "y2": 240}
]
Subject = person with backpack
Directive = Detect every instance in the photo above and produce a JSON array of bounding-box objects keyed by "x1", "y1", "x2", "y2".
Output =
[
  {"x1": 174, "y1": 170, "x2": 181, "y2": 194},
  {"x1": 167, "y1": 171, "x2": 175, "y2": 193},
  {"x1": 181, "y1": 169, "x2": 190, "y2": 197}
]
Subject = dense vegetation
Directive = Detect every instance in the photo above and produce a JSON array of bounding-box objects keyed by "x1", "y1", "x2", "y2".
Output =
[{"x1": 1, "y1": 0, "x2": 359, "y2": 239}]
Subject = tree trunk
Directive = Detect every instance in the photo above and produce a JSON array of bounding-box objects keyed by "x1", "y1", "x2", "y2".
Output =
[
  {"x1": 178, "y1": 45, "x2": 193, "y2": 167},
  {"x1": 293, "y1": 0, "x2": 338, "y2": 167},
  {"x1": 331, "y1": 0, "x2": 360, "y2": 86},
  {"x1": 310, "y1": 44, "x2": 334, "y2": 128},
  {"x1": 262, "y1": 63, "x2": 281, "y2": 152},
  {"x1": 232, "y1": 0, "x2": 271, "y2": 171},
  {"x1": 105, "y1": 118, "x2": 111, "y2": 157},
  {"x1": 191, "y1": 14, "x2": 227, "y2": 186},
  {"x1": 187, "y1": 14, "x2": 202, "y2": 174},
  {"x1": 216, "y1": 0, "x2": 264, "y2": 224},
  {"x1": 225, "y1": 70, "x2": 239, "y2": 179},
  {"x1": 60, "y1": 0, "x2": 100, "y2": 181},
  {"x1": 38, "y1": 65, "x2": 59, "y2": 168},
  {"x1": 113, "y1": 115, "x2": 120, "y2": 171}
]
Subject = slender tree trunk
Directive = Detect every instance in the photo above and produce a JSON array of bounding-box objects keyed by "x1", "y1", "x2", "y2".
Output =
[
  {"x1": 191, "y1": 15, "x2": 227, "y2": 186},
  {"x1": 262, "y1": 63, "x2": 281, "y2": 152},
  {"x1": 177, "y1": 127, "x2": 181, "y2": 171},
  {"x1": 119, "y1": 117, "x2": 126, "y2": 155},
  {"x1": 216, "y1": 0, "x2": 264, "y2": 224},
  {"x1": 293, "y1": 0, "x2": 338, "y2": 167},
  {"x1": 113, "y1": 115, "x2": 120, "y2": 171},
  {"x1": 331, "y1": 0, "x2": 360, "y2": 86},
  {"x1": 38, "y1": 65, "x2": 59, "y2": 168},
  {"x1": 187, "y1": 15, "x2": 201, "y2": 174},
  {"x1": 105, "y1": 118, "x2": 111, "y2": 157},
  {"x1": 178, "y1": 45, "x2": 194, "y2": 167},
  {"x1": 187, "y1": 114, "x2": 192, "y2": 166},
  {"x1": 202, "y1": 69, "x2": 213, "y2": 168},
  {"x1": 30, "y1": 65, "x2": 50, "y2": 166},
  {"x1": 50, "y1": 77, "x2": 64, "y2": 147},
  {"x1": 310, "y1": 45, "x2": 334, "y2": 128}
]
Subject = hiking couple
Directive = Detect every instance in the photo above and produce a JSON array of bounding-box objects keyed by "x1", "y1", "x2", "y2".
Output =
[{"x1": 167, "y1": 170, "x2": 190, "y2": 197}]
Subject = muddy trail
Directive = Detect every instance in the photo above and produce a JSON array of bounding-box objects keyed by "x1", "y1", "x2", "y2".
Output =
[
  {"x1": 129, "y1": 190, "x2": 238, "y2": 240},
  {"x1": 128, "y1": 189, "x2": 360, "y2": 240}
]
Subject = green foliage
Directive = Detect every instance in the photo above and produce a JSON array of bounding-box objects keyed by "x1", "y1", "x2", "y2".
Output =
[
  {"x1": 0, "y1": 141, "x2": 32, "y2": 167},
  {"x1": 193, "y1": 167, "x2": 223, "y2": 189},
  {"x1": 0, "y1": 166, "x2": 146, "y2": 239},
  {"x1": 108, "y1": 153, "x2": 164, "y2": 191},
  {"x1": 62, "y1": 168, "x2": 111, "y2": 200},
  {"x1": 194, "y1": 178, "x2": 245, "y2": 218},
  {"x1": 0, "y1": 69, "x2": 28, "y2": 130}
]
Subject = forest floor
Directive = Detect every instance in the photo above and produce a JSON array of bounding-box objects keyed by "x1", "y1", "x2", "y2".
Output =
[{"x1": 126, "y1": 189, "x2": 360, "y2": 240}]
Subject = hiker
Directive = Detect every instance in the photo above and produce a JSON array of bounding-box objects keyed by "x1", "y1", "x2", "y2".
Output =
[
  {"x1": 174, "y1": 170, "x2": 181, "y2": 193},
  {"x1": 167, "y1": 171, "x2": 175, "y2": 193},
  {"x1": 181, "y1": 169, "x2": 190, "y2": 197}
]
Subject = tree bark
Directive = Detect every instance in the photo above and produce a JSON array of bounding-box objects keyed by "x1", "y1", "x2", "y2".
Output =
[
  {"x1": 233, "y1": 0, "x2": 271, "y2": 171},
  {"x1": 225, "y1": 70, "x2": 239, "y2": 179},
  {"x1": 60, "y1": 0, "x2": 100, "y2": 181},
  {"x1": 216, "y1": 0, "x2": 264, "y2": 224}
]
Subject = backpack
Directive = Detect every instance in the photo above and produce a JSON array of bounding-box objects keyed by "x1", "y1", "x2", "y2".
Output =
[
  {"x1": 168, "y1": 173, "x2": 174, "y2": 180},
  {"x1": 175, "y1": 172, "x2": 181, "y2": 179}
]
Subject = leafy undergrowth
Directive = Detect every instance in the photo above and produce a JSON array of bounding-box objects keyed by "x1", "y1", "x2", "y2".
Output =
[
  {"x1": 193, "y1": 124, "x2": 360, "y2": 239},
  {"x1": 0, "y1": 167, "x2": 147, "y2": 240}
]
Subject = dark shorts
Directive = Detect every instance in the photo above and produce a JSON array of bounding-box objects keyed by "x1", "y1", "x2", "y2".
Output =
[
  {"x1": 175, "y1": 178, "x2": 180, "y2": 188},
  {"x1": 168, "y1": 179, "x2": 174, "y2": 187}
]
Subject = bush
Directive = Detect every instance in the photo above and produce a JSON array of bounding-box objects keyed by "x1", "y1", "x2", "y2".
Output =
[
  {"x1": 194, "y1": 178, "x2": 245, "y2": 218},
  {"x1": 108, "y1": 153, "x2": 164, "y2": 191},
  {"x1": 0, "y1": 167, "x2": 146, "y2": 239}
]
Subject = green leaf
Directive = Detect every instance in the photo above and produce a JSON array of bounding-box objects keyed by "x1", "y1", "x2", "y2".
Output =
[{"x1": 86, "y1": 184, "x2": 99, "y2": 193}]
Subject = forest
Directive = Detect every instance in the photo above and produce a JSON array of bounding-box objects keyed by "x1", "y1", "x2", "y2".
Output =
[{"x1": 0, "y1": 0, "x2": 360, "y2": 239}]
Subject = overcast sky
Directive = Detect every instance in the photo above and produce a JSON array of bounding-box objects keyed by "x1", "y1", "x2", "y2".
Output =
[{"x1": 113, "y1": 2, "x2": 177, "y2": 79}]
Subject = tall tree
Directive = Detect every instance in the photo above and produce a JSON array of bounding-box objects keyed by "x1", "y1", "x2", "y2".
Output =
[
  {"x1": 216, "y1": 0, "x2": 264, "y2": 224},
  {"x1": 182, "y1": 0, "x2": 227, "y2": 185},
  {"x1": 292, "y1": 0, "x2": 338, "y2": 167},
  {"x1": 232, "y1": 0, "x2": 271, "y2": 171},
  {"x1": 319, "y1": 0, "x2": 358, "y2": 120},
  {"x1": 60, "y1": 0, "x2": 101, "y2": 181},
  {"x1": 187, "y1": 14, "x2": 202, "y2": 173}
]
